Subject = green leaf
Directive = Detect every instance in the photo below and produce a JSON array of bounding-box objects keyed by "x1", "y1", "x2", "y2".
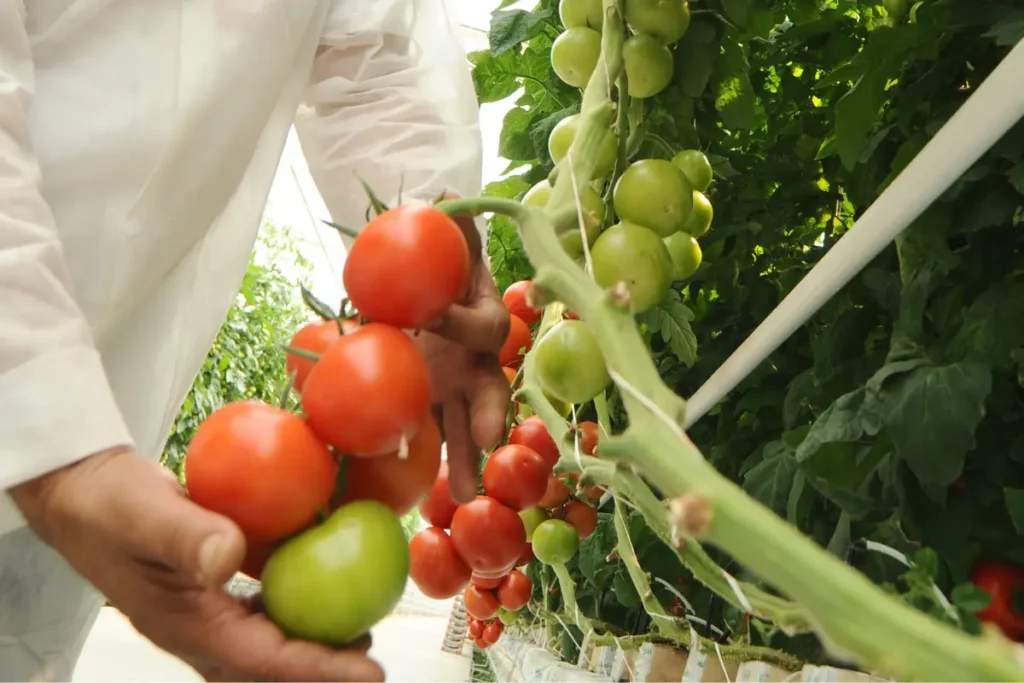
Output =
[
  {"x1": 951, "y1": 582, "x2": 991, "y2": 614},
  {"x1": 530, "y1": 107, "x2": 577, "y2": 163},
  {"x1": 743, "y1": 441, "x2": 798, "y2": 516},
  {"x1": 884, "y1": 361, "x2": 992, "y2": 487},
  {"x1": 499, "y1": 107, "x2": 539, "y2": 162},
  {"x1": 639, "y1": 290, "x2": 698, "y2": 366},
  {"x1": 490, "y1": 9, "x2": 553, "y2": 57},
  {"x1": 612, "y1": 569, "x2": 642, "y2": 608},
  {"x1": 675, "y1": 20, "x2": 718, "y2": 98},
  {"x1": 579, "y1": 513, "x2": 615, "y2": 587},
  {"x1": 1004, "y1": 488, "x2": 1024, "y2": 535},
  {"x1": 957, "y1": 185, "x2": 1021, "y2": 234},
  {"x1": 712, "y1": 40, "x2": 756, "y2": 131},
  {"x1": 1009, "y1": 162, "x2": 1024, "y2": 196},
  {"x1": 484, "y1": 174, "x2": 532, "y2": 199},
  {"x1": 949, "y1": 282, "x2": 1024, "y2": 367},
  {"x1": 983, "y1": 11, "x2": 1024, "y2": 46}
]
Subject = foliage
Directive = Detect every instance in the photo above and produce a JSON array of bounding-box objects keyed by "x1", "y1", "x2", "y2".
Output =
[{"x1": 475, "y1": 0, "x2": 1024, "y2": 667}]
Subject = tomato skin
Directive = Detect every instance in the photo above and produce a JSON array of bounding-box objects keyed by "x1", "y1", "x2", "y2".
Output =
[
  {"x1": 520, "y1": 507, "x2": 550, "y2": 542},
  {"x1": 497, "y1": 569, "x2": 532, "y2": 611},
  {"x1": 503, "y1": 366, "x2": 519, "y2": 385},
  {"x1": 418, "y1": 461, "x2": 460, "y2": 529},
  {"x1": 672, "y1": 150, "x2": 714, "y2": 192},
  {"x1": 624, "y1": 0, "x2": 691, "y2": 44},
  {"x1": 565, "y1": 310, "x2": 580, "y2": 320},
  {"x1": 286, "y1": 319, "x2": 360, "y2": 392},
  {"x1": 450, "y1": 496, "x2": 528, "y2": 574},
  {"x1": 971, "y1": 562, "x2": 1024, "y2": 639},
  {"x1": 682, "y1": 191, "x2": 713, "y2": 238},
  {"x1": 664, "y1": 232, "x2": 703, "y2": 282},
  {"x1": 498, "y1": 606, "x2": 520, "y2": 625},
  {"x1": 559, "y1": 0, "x2": 603, "y2": 28},
  {"x1": 464, "y1": 584, "x2": 501, "y2": 620},
  {"x1": 503, "y1": 281, "x2": 542, "y2": 326},
  {"x1": 551, "y1": 27, "x2": 601, "y2": 88},
  {"x1": 563, "y1": 501, "x2": 598, "y2": 539},
  {"x1": 483, "y1": 445, "x2": 550, "y2": 511},
  {"x1": 518, "y1": 543, "x2": 535, "y2": 566},
  {"x1": 532, "y1": 519, "x2": 581, "y2": 565},
  {"x1": 185, "y1": 401, "x2": 337, "y2": 544},
  {"x1": 302, "y1": 323, "x2": 431, "y2": 456},
  {"x1": 622, "y1": 34, "x2": 674, "y2": 99},
  {"x1": 343, "y1": 205, "x2": 470, "y2": 329},
  {"x1": 534, "y1": 320, "x2": 611, "y2": 405},
  {"x1": 409, "y1": 527, "x2": 471, "y2": 600},
  {"x1": 471, "y1": 573, "x2": 507, "y2": 590},
  {"x1": 340, "y1": 417, "x2": 441, "y2": 515},
  {"x1": 474, "y1": 636, "x2": 490, "y2": 650},
  {"x1": 482, "y1": 620, "x2": 504, "y2": 645},
  {"x1": 577, "y1": 421, "x2": 600, "y2": 455},
  {"x1": 500, "y1": 314, "x2": 533, "y2": 368},
  {"x1": 468, "y1": 619, "x2": 485, "y2": 639},
  {"x1": 537, "y1": 475, "x2": 572, "y2": 509},
  {"x1": 509, "y1": 416, "x2": 560, "y2": 471},
  {"x1": 591, "y1": 222, "x2": 673, "y2": 314},
  {"x1": 613, "y1": 159, "x2": 693, "y2": 237}
]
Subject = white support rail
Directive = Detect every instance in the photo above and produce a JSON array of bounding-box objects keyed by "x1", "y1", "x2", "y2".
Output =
[{"x1": 684, "y1": 39, "x2": 1024, "y2": 429}]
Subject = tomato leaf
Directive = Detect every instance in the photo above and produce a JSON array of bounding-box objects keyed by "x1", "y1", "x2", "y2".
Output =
[
  {"x1": 983, "y1": 11, "x2": 1024, "y2": 46},
  {"x1": 639, "y1": 291, "x2": 697, "y2": 367},
  {"x1": 1003, "y1": 488, "x2": 1024, "y2": 535},
  {"x1": 742, "y1": 440, "x2": 798, "y2": 516},
  {"x1": 951, "y1": 582, "x2": 991, "y2": 614},
  {"x1": 489, "y1": 9, "x2": 552, "y2": 57},
  {"x1": 612, "y1": 569, "x2": 642, "y2": 609},
  {"x1": 674, "y1": 20, "x2": 718, "y2": 98},
  {"x1": 712, "y1": 40, "x2": 757, "y2": 131},
  {"x1": 1009, "y1": 162, "x2": 1024, "y2": 196}
]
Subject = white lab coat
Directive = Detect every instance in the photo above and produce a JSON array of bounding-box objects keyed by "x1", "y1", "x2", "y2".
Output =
[{"x1": 0, "y1": 1, "x2": 482, "y2": 679}]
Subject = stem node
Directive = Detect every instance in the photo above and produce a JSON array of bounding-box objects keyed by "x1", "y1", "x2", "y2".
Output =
[{"x1": 669, "y1": 493, "x2": 713, "y2": 538}]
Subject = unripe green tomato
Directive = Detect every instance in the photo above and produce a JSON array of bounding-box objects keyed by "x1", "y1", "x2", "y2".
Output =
[
  {"x1": 519, "y1": 507, "x2": 550, "y2": 542},
  {"x1": 613, "y1": 159, "x2": 693, "y2": 236},
  {"x1": 623, "y1": 0, "x2": 691, "y2": 45},
  {"x1": 559, "y1": 0, "x2": 603, "y2": 29},
  {"x1": 532, "y1": 519, "x2": 580, "y2": 565},
  {"x1": 671, "y1": 149, "x2": 713, "y2": 192},
  {"x1": 664, "y1": 232, "x2": 702, "y2": 281},
  {"x1": 548, "y1": 114, "x2": 618, "y2": 179},
  {"x1": 681, "y1": 191, "x2": 713, "y2": 238},
  {"x1": 551, "y1": 28, "x2": 602, "y2": 88},
  {"x1": 591, "y1": 222, "x2": 673, "y2": 313},
  {"x1": 518, "y1": 395, "x2": 572, "y2": 421},
  {"x1": 498, "y1": 606, "x2": 521, "y2": 625},
  {"x1": 522, "y1": 180, "x2": 605, "y2": 256},
  {"x1": 534, "y1": 320, "x2": 611, "y2": 405},
  {"x1": 622, "y1": 34, "x2": 674, "y2": 99}
]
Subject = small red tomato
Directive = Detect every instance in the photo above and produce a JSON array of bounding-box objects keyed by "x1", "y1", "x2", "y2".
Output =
[
  {"x1": 497, "y1": 569, "x2": 532, "y2": 611},
  {"x1": 450, "y1": 496, "x2": 527, "y2": 574},
  {"x1": 302, "y1": 323, "x2": 431, "y2": 456},
  {"x1": 409, "y1": 527, "x2": 471, "y2": 600},
  {"x1": 509, "y1": 416, "x2": 560, "y2": 471},
  {"x1": 972, "y1": 562, "x2": 1024, "y2": 639},
  {"x1": 581, "y1": 484, "x2": 606, "y2": 502},
  {"x1": 464, "y1": 584, "x2": 501, "y2": 620},
  {"x1": 482, "y1": 620, "x2": 504, "y2": 645},
  {"x1": 518, "y1": 543, "x2": 534, "y2": 567},
  {"x1": 286, "y1": 319, "x2": 360, "y2": 392},
  {"x1": 419, "y1": 462, "x2": 460, "y2": 529},
  {"x1": 343, "y1": 205, "x2": 470, "y2": 329},
  {"x1": 468, "y1": 619, "x2": 485, "y2": 639},
  {"x1": 563, "y1": 500, "x2": 598, "y2": 539},
  {"x1": 577, "y1": 421, "x2": 600, "y2": 455},
  {"x1": 503, "y1": 281, "x2": 542, "y2": 326},
  {"x1": 565, "y1": 310, "x2": 580, "y2": 320},
  {"x1": 471, "y1": 573, "x2": 507, "y2": 590},
  {"x1": 483, "y1": 445, "x2": 550, "y2": 511},
  {"x1": 500, "y1": 315, "x2": 533, "y2": 368},
  {"x1": 537, "y1": 475, "x2": 571, "y2": 509},
  {"x1": 474, "y1": 636, "x2": 490, "y2": 650},
  {"x1": 503, "y1": 366, "x2": 518, "y2": 385}
]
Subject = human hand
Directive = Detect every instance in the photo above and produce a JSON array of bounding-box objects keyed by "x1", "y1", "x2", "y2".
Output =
[{"x1": 10, "y1": 447, "x2": 384, "y2": 682}]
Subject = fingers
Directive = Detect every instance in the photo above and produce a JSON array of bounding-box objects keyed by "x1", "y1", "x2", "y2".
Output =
[
  {"x1": 442, "y1": 397, "x2": 479, "y2": 504},
  {"x1": 431, "y1": 266, "x2": 509, "y2": 352},
  {"x1": 469, "y1": 359, "x2": 511, "y2": 453}
]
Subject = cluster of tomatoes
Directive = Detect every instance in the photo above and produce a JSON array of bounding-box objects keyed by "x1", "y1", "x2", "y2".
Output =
[{"x1": 183, "y1": 204, "x2": 475, "y2": 646}]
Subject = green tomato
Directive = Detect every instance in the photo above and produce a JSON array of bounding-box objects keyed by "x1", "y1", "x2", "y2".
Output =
[
  {"x1": 262, "y1": 500, "x2": 408, "y2": 646},
  {"x1": 548, "y1": 114, "x2": 619, "y2": 179},
  {"x1": 613, "y1": 159, "x2": 693, "y2": 236},
  {"x1": 551, "y1": 27, "x2": 601, "y2": 89},
  {"x1": 532, "y1": 519, "x2": 580, "y2": 565},
  {"x1": 535, "y1": 320, "x2": 611, "y2": 405},
  {"x1": 559, "y1": 0, "x2": 603, "y2": 29},
  {"x1": 520, "y1": 507, "x2": 551, "y2": 542},
  {"x1": 622, "y1": 34, "x2": 674, "y2": 99},
  {"x1": 498, "y1": 607, "x2": 521, "y2": 625},
  {"x1": 518, "y1": 394, "x2": 572, "y2": 421},
  {"x1": 681, "y1": 191, "x2": 712, "y2": 238},
  {"x1": 591, "y1": 222, "x2": 673, "y2": 313},
  {"x1": 522, "y1": 180, "x2": 606, "y2": 255},
  {"x1": 671, "y1": 149, "x2": 713, "y2": 192},
  {"x1": 664, "y1": 232, "x2": 702, "y2": 281},
  {"x1": 623, "y1": 0, "x2": 691, "y2": 45},
  {"x1": 883, "y1": 0, "x2": 909, "y2": 20}
]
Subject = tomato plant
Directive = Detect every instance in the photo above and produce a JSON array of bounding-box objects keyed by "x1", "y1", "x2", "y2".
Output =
[
  {"x1": 522, "y1": 180, "x2": 605, "y2": 255},
  {"x1": 519, "y1": 507, "x2": 550, "y2": 542},
  {"x1": 671, "y1": 150, "x2": 713, "y2": 193},
  {"x1": 482, "y1": 620, "x2": 504, "y2": 645},
  {"x1": 450, "y1": 496, "x2": 527, "y2": 574},
  {"x1": 185, "y1": 401, "x2": 337, "y2": 543},
  {"x1": 664, "y1": 231, "x2": 702, "y2": 282},
  {"x1": 532, "y1": 519, "x2": 580, "y2": 565},
  {"x1": 562, "y1": 501, "x2": 598, "y2": 539},
  {"x1": 590, "y1": 222, "x2": 672, "y2": 313},
  {"x1": 537, "y1": 475, "x2": 571, "y2": 509},
  {"x1": 418, "y1": 461, "x2": 459, "y2": 529},
  {"x1": 496, "y1": 569, "x2": 532, "y2": 612},
  {"x1": 623, "y1": 0, "x2": 691, "y2": 45},
  {"x1": 534, "y1": 320, "x2": 611, "y2": 405},
  {"x1": 613, "y1": 159, "x2": 693, "y2": 237},
  {"x1": 500, "y1": 314, "x2": 533, "y2": 368},
  {"x1": 508, "y1": 415, "x2": 560, "y2": 471},
  {"x1": 559, "y1": 0, "x2": 602, "y2": 29},
  {"x1": 408, "y1": 526, "x2": 470, "y2": 600},
  {"x1": 971, "y1": 563, "x2": 1024, "y2": 639},
  {"x1": 464, "y1": 584, "x2": 501, "y2": 621},
  {"x1": 483, "y1": 444, "x2": 550, "y2": 511},
  {"x1": 503, "y1": 280, "x2": 542, "y2": 326},
  {"x1": 548, "y1": 114, "x2": 618, "y2": 180},
  {"x1": 550, "y1": 27, "x2": 601, "y2": 89},
  {"x1": 622, "y1": 34, "x2": 673, "y2": 99},
  {"x1": 576, "y1": 421, "x2": 600, "y2": 455},
  {"x1": 682, "y1": 190, "x2": 713, "y2": 238}
]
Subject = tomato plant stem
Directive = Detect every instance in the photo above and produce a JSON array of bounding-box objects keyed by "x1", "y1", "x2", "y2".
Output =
[{"x1": 551, "y1": 561, "x2": 594, "y2": 634}]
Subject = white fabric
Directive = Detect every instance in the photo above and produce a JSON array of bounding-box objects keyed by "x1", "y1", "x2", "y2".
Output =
[{"x1": 0, "y1": 0, "x2": 483, "y2": 537}]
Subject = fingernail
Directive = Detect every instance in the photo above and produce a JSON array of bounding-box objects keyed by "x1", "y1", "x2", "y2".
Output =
[{"x1": 198, "y1": 533, "x2": 230, "y2": 586}]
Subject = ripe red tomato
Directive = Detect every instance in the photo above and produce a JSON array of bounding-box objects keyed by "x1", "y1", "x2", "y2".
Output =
[
  {"x1": 186, "y1": 401, "x2": 337, "y2": 543},
  {"x1": 450, "y1": 496, "x2": 527, "y2": 574},
  {"x1": 302, "y1": 323, "x2": 431, "y2": 456},
  {"x1": 537, "y1": 475, "x2": 571, "y2": 509},
  {"x1": 971, "y1": 562, "x2": 1024, "y2": 639},
  {"x1": 409, "y1": 527, "x2": 471, "y2": 600},
  {"x1": 483, "y1": 445, "x2": 550, "y2": 511},
  {"x1": 508, "y1": 416, "x2": 560, "y2": 471},
  {"x1": 503, "y1": 281, "x2": 542, "y2": 326},
  {"x1": 464, "y1": 584, "x2": 501, "y2": 620},
  {"x1": 474, "y1": 636, "x2": 490, "y2": 650},
  {"x1": 565, "y1": 310, "x2": 580, "y2": 320},
  {"x1": 343, "y1": 205, "x2": 470, "y2": 329},
  {"x1": 563, "y1": 501, "x2": 598, "y2": 539},
  {"x1": 497, "y1": 569, "x2": 532, "y2": 611},
  {"x1": 286, "y1": 319, "x2": 360, "y2": 392},
  {"x1": 419, "y1": 462, "x2": 459, "y2": 529},
  {"x1": 471, "y1": 573, "x2": 507, "y2": 590},
  {"x1": 518, "y1": 543, "x2": 535, "y2": 566},
  {"x1": 503, "y1": 366, "x2": 518, "y2": 385},
  {"x1": 339, "y1": 417, "x2": 441, "y2": 515},
  {"x1": 468, "y1": 619, "x2": 484, "y2": 639},
  {"x1": 577, "y1": 421, "x2": 600, "y2": 455},
  {"x1": 500, "y1": 315, "x2": 532, "y2": 368},
  {"x1": 581, "y1": 484, "x2": 606, "y2": 502},
  {"x1": 482, "y1": 620, "x2": 504, "y2": 645}
]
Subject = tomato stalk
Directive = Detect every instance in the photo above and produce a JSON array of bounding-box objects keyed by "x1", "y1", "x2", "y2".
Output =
[
  {"x1": 551, "y1": 561, "x2": 593, "y2": 635},
  {"x1": 322, "y1": 219, "x2": 360, "y2": 240},
  {"x1": 282, "y1": 345, "x2": 320, "y2": 362},
  {"x1": 300, "y1": 285, "x2": 341, "y2": 324}
]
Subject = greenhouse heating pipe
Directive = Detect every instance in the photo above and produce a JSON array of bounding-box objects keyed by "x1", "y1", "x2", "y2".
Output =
[{"x1": 683, "y1": 38, "x2": 1024, "y2": 430}]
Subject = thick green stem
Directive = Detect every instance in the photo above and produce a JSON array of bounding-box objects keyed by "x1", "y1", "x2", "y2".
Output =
[{"x1": 552, "y1": 562, "x2": 594, "y2": 634}]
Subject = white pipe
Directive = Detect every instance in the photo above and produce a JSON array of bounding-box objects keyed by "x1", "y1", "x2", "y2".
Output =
[{"x1": 684, "y1": 38, "x2": 1024, "y2": 429}]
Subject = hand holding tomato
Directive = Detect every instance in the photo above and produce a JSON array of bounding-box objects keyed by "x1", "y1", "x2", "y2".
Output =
[{"x1": 10, "y1": 447, "x2": 384, "y2": 681}]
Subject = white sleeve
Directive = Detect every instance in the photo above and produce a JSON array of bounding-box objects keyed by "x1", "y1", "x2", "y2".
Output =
[
  {"x1": 295, "y1": 0, "x2": 485, "y2": 249},
  {"x1": 0, "y1": 2, "x2": 134, "y2": 492}
]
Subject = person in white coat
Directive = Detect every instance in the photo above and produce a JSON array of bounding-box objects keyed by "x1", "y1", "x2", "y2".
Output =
[{"x1": 0, "y1": 1, "x2": 510, "y2": 681}]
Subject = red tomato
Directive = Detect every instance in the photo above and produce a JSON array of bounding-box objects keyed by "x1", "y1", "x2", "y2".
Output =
[
  {"x1": 581, "y1": 484, "x2": 606, "y2": 502},
  {"x1": 450, "y1": 496, "x2": 527, "y2": 574},
  {"x1": 483, "y1": 445, "x2": 549, "y2": 511},
  {"x1": 468, "y1": 619, "x2": 485, "y2": 639},
  {"x1": 286, "y1": 319, "x2": 360, "y2": 392},
  {"x1": 471, "y1": 573, "x2": 507, "y2": 590},
  {"x1": 343, "y1": 205, "x2": 470, "y2": 329},
  {"x1": 565, "y1": 310, "x2": 580, "y2": 320},
  {"x1": 972, "y1": 562, "x2": 1024, "y2": 639},
  {"x1": 464, "y1": 584, "x2": 501, "y2": 620},
  {"x1": 577, "y1": 421, "x2": 600, "y2": 455},
  {"x1": 503, "y1": 366, "x2": 518, "y2": 385},
  {"x1": 500, "y1": 315, "x2": 533, "y2": 368},
  {"x1": 302, "y1": 323, "x2": 431, "y2": 456},
  {"x1": 474, "y1": 636, "x2": 490, "y2": 650},
  {"x1": 537, "y1": 475, "x2": 571, "y2": 509},
  {"x1": 483, "y1": 620, "x2": 504, "y2": 645},
  {"x1": 185, "y1": 401, "x2": 337, "y2": 543},
  {"x1": 419, "y1": 462, "x2": 460, "y2": 528},
  {"x1": 340, "y1": 417, "x2": 441, "y2": 515},
  {"x1": 497, "y1": 570, "x2": 532, "y2": 611},
  {"x1": 563, "y1": 501, "x2": 598, "y2": 539},
  {"x1": 409, "y1": 527, "x2": 471, "y2": 599},
  {"x1": 503, "y1": 281, "x2": 542, "y2": 326},
  {"x1": 508, "y1": 416, "x2": 559, "y2": 471},
  {"x1": 518, "y1": 543, "x2": 535, "y2": 566}
]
